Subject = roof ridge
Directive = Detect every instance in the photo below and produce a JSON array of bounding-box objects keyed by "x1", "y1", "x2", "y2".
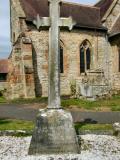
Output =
[
  {"x1": 19, "y1": 0, "x2": 104, "y2": 30},
  {"x1": 62, "y1": 1, "x2": 99, "y2": 9},
  {"x1": 102, "y1": 0, "x2": 118, "y2": 21}
]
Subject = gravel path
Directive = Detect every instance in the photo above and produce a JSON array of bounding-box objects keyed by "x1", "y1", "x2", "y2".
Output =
[{"x1": 0, "y1": 135, "x2": 120, "y2": 160}]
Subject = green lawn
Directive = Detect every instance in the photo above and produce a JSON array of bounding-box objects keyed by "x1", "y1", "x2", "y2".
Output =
[
  {"x1": 75, "y1": 123, "x2": 113, "y2": 132},
  {"x1": 0, "y1": 119, "x2": 34, "y2": 131},
  {"x1": 0, "y1": 97, "x2": 7, "y2": 104},
  {"x1": 0, "y1": 94, "x2": 120, "y2": 111},
  {"x1": 0, "y1": 119, "x2": 113, "y2": 134},
  {"x1": 62, "y1": 95, "x2": 120, "y2": 111}
]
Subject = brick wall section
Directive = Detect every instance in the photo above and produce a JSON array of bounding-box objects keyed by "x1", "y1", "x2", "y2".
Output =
[{"x1": 7, "y1": 37, "x2": 35, "y2": 99}]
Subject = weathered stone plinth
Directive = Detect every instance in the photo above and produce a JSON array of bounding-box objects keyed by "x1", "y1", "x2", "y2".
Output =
[{"x1": 29, "y1": 109, "x2": 80, "y2": 155}]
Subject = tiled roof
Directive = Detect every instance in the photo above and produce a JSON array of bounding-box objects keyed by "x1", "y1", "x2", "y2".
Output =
[
  {"x1": 109, "y1": 15, "x2": 120, "y2": 37},
  {"x1": 95, "y1": 0, "x2": 114, "y2": 18},
  {"x1": 19, "y1": 0, "x2": 105, "y2": 30},
  {"x1": 0, "y1": 60, "x2": 9, "y2": 73}
]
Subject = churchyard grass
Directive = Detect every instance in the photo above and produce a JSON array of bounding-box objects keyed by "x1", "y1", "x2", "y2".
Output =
[
  {"x1": 0, "y1": 97, "x2": 7, "y2": 104},
  {"x1": 0, "y1": 119, "x2": 113, "y2": 136},
  {"x1": 75, "y1": 123, "x2": 113, "y2": 132},
  {"x1": 62, "y1": 94, "x2": 120, "y2": 111},
  {"x1": 0, "y1": 119, "x2": 34, "y2": 131},
  {"x1": 111, "y1": 105, "x2": 120, "y2": 111},
  {"x1": 0, "y1": 94, "x2": 120, "y2": 111},
  {"x1": 62, "y1": 98, "x2": 97, "y2": 110}
]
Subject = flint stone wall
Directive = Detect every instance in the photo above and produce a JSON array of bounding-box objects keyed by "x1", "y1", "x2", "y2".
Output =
[
  {"x1": 9, "y1": 0, "x2": 120, "y2": 99},
  {"x1": 103, "y1": 0, "x2": 120, "y2": 30},
  {"x1": 29, "y1": 29, "x2": 107, "y2": 97}
]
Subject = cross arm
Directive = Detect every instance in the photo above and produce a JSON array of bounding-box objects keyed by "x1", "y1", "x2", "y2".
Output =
[
  {"x1": 33, "y1": 14, "x2": 76, "y2": 31},
  {"x1": 59, "y1": 17, "x2": 76, "y2": 30},
  {"x1": 33, "y1": 14, "x2": 50, "y2": 29}
]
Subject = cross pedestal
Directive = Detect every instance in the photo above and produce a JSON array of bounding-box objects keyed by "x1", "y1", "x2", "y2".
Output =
[
  {"x1": 29, "y1": 109, "x2": 79, "y2": 154},
  {"x1": 29, "y1": 0, "x2": 79, "y2": 154}
]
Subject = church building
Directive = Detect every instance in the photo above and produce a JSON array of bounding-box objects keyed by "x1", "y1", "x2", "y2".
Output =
[{"x1": 8, "y1": 0, "x2": 120, "y2": 99}]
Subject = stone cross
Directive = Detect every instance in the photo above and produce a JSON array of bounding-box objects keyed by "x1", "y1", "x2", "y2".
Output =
[{"x1": 33, "y1": 0, "x2": 75, "y2": 109}]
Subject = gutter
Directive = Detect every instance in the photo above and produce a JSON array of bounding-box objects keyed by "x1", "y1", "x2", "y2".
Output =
[
  {"x1": 74, "y1": 24, "x2": 107, "y2": 32},
  {"x1": 109, "y1": 32, "x2": 120, "y2": 38},
  {"x1": 26, "y1": 18, "x2": 107, "y2": 32}
]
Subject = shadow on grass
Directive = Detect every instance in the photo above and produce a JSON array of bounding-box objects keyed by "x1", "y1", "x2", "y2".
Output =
[
  {"x1": 74, "y1": 121, "x2": 113, "y2": 135},
  {"x1": 0, "y1": 118, "x2": 12, "y2": 125},
  {"x1": 75, "y1": 119, "x2": 98, "y2": 135},
  {"x1": 10, "y1": 97, "x2": 48, "y2": 104}
]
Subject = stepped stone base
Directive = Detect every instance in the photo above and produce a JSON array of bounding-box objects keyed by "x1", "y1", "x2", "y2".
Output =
[{"x1": 28, "y1": 109, "x2": 80, "y2": 155}]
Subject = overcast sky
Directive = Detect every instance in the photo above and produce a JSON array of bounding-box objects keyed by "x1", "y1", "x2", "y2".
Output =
[{"x1": 0, "y1": 0, "x2": 98, "y2": 59}]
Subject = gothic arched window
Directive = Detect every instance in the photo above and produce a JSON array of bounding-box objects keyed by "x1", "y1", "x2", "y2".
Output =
[
  {"x1": 80, "y1": 40, "x2": 91, "y2": 74},
  {"x1": 86, "y1": 48, "x2": 91, "y2": 70},
  {"x1": 80, "y1": 47, "x2": 85, "y2": 73},
  {"x1": 60, "y1": 46, "x2": 64, "y2": 73}
]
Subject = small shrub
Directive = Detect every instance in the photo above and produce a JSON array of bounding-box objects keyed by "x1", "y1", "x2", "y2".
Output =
[
  {"x1": 0, "y1": 91, "x2": 3, "y2": 97},
  {"x1": 70, "y1": 79, "x2": 76, "y2": 97}
]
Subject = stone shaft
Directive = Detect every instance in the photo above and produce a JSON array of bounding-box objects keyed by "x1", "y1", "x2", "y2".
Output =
[
  {"x1": 48, "y1": 0, "x2": 61, "y2": 109},
  {"x1": 32, "y1": 0, "x2": 75, "y2": 109},
  {"x1": 29, "y1": 0, "x2": 79, "y2": 155}
]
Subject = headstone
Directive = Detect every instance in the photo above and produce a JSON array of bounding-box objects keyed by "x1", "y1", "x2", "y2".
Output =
[
  {"x1": 113, "y1": 122, "x2": 120, "y2": 137},
  {"x1": 28, "y1": 0, "x2": 79, "y2": 154}
]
